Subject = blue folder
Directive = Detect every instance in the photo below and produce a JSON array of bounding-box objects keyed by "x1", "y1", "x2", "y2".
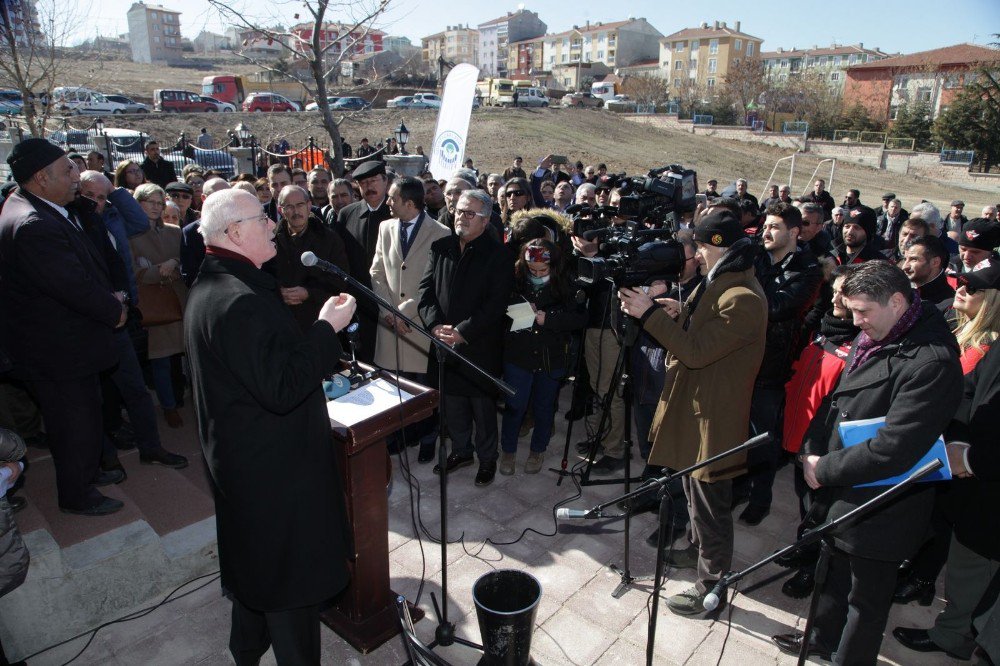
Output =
[{"x1": 838, "y1": 416, "x2": 952, "y2": 487}]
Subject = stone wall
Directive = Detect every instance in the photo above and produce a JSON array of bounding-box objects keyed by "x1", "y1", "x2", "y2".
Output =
[
  {"x1": 804, "y1": 140, "x2": 884, "y2": 168},
  {"x1": 690, "y1": 125, "x2": 806, "y2": 150}
]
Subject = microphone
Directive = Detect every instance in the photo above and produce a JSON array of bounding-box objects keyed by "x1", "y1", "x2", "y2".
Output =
[
  {"x1": 555, "y1": 507, "x2": 601, "y2": 519},
  {"x1": 702, "y1": 578, "x2": 728, "y2": 611},
  {"x1": 301, "y1": 251, "x2": 346, "y2": 277}
]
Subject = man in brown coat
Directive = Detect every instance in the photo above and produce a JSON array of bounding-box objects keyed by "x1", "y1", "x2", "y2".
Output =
[{"x1": 619, "y1": 209, "x2": 767, "y2": 615}]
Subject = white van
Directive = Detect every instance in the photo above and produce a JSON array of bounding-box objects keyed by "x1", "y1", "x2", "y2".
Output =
[
  {"x1": 50, "y1": 87, "x2": 131, "y2": 115},
  {"x1": 507, "y1": 87, "x2": 549, "y2": 108}
]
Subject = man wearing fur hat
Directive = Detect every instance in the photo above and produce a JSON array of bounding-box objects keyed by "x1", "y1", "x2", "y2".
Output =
[{"x1": 619, "y1": 209, "x2": 767, "y2": 615}]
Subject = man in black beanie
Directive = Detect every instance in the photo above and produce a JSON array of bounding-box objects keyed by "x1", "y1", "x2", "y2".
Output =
[
  {"x1": 836, "y1": 206, "x2": 885, "y2": 264},
  {"x1": 0, "y1": 138, "x2": 127, "y2": 516},
  {"x1": 619, "y1": 209, "x2": 767, "y2": 615}
]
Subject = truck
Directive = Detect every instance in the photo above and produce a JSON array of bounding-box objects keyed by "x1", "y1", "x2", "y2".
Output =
[
  {"x1": 475, "y1": 77, "x2": 515, "y2": 107},
  {"x1": 201, "y1": 73, "x2": 311, "y2": 108},
  {"x1": 591, "y1": 80, "x2": 620, "y2": 102}
]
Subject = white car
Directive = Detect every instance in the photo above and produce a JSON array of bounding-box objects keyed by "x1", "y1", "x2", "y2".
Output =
[
  {"x1": 305, "y1": 97, "x2": 342, "y2": 111},
  {"x1": 199, "y1": 95, "x2": 237, "y2": 112},
  {"x1": 50, "y1": 87, "x2": 131, "y2": 115}
]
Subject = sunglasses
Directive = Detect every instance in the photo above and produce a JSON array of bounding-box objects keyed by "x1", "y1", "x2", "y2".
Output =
[
  {"x1": 505, "y1": 190, "x2": 526, "y2": 197},
  {"x1": 957, "y1": 276, "x2": 979, "y2": 294},
  {"x1": 524, "y1": 246, "x2": 551, "y2": 263}
]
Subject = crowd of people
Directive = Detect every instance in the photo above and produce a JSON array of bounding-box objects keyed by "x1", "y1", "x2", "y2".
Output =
[{"x1": 0, "y1": 134, "x2": 998, "y2": 665}]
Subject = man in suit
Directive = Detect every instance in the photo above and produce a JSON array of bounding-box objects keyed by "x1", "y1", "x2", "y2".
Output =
[
  {"x1": 185, "y1": 189, "x2": 357, "y2": 664},
  {"x1": 772, "y1": 261, "x2": 963, "y2": 663},
  {"x1": 370, "y1": 176, "x2": 450, "y2": 462},
  {"x1": 0, "y1": 139, "x2": 127, "y2": 515},
  {"x1": 336, "y1": 160, "x2": 392, "y2": 362},
  {"x1": 418, "y1": 190, "x2": 513, "y2": 487}
]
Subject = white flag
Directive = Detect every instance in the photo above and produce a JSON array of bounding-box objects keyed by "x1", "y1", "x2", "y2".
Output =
[{"x1": 429, "y1": 63, "x2": 479, "y2": 181}]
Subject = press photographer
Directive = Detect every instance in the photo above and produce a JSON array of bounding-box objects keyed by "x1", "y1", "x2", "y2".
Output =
[{"x1": 618, "y1": 209, "x2": 767, "y2": 616}]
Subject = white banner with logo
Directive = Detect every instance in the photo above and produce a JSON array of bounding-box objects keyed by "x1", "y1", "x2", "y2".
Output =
[{"x1": 429, "y1": 63, "x2": 479, "y2": 181}]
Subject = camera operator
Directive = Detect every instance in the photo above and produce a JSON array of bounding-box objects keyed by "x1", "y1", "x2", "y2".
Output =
[
  {"x1": 571, "y1": 197, "x2": 630, "y2": 475},
  {"x1": 619, "y1": 210, "x2": 767, "y2": 615}
]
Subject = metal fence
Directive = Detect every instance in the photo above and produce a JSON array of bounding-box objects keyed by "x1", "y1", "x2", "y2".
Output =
[
  {"x1": 940, "y1": 149, "x2": 975, "y2": 166},
  {"x1": 693, "y1": 114, "x2": 714, "y2": 125},
  {"x1": 885, "y1": 137, "x2": 916, "y2": 151},
  {"x1": 782, "y1": 121, "x2": 809, "y2": 135},
  {"x1": 665, "y1": 102, "x2": 679, "y2": 115}
]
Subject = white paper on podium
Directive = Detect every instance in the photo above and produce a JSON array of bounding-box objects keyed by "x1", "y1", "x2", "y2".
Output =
[{"x1": 327, "y1": 378, "x2": 415, "y2": 427}]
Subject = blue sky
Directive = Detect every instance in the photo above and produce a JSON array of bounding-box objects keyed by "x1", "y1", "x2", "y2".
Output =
[{"x1": 72, "y1": 0, "x2": 999, "y2": 55}]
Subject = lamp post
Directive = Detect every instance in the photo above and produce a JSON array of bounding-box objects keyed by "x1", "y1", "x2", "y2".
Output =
[
  {"x1": 393, "y1": 121, "x2": 409, "y2": 155},
  {"x1": 235, "y1": 121, "x2": 253, "y2": 147}
]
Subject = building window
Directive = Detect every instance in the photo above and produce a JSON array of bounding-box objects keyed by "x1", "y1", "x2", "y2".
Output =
[
  {"x1": 584, "y1": 52, "x2": 591, "y2": 62},
  {"x1": 831, "y1": 72, "x2": 840, "y2": 82},
  {"x1": 598, "y1": 33, "x2": 606, "y2": 43},
  {"x1": 597, "y1": 50, "x2": 604, "y2": 59},
  {"x1": 708, "y1": 58, "x2": 717, "y2": 73},
  {"x1": 561, "y1": 54, "x2": 567, "y2": 63},
  {"x1": 779, "y1": 74, "x2": 787, "y2": 81},
  {"x1": 675, "y1": 60, "x2": 683, "y2": 70},
  {"x1": 735, "y1": 39, "x2": 742, "y2": 51},
  {"x1": 674, "y1": 78, "x2": 681, "y2": 88},
  {"x1": 564, "y1": 77, "x2": 571, "y2": 86},
  {"x1": 889, "y1": 105, "x2": 899, "y2": 120},
  {"x1": 709, "y1": 39, "x2": 718, "y2": 54},
  {"x1": 917, "y1": 87, "x2": 932, "y2": 102},
  {"x1": 691, "y1": 39, "x2": 699, "y2": 50},
  {"x1": 746, "y1": 42, "x2": 754, "y2": 56},
  {"x1": 780, "y1": 59, "x2": 788, "y2": 68},
  {"x1": 674, "y1": 41, "x2": 684, "y2": 51},
  {"x1": 707, "y1": 78, "x2": 715, "y2": 87},
  {"x1": 151, "y1": 11, "x2": 157, "y2": 19}
]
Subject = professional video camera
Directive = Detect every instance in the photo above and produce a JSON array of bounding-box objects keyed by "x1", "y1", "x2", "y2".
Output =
[
  {"x1": 577, "y1": 225, "x2": 686, "y2": 288},
  {"x1": 616, "y1": 164, "x2": 699, "y2": 223},
  {"x1": 567, "y1": 203, "x2": 620, "y2": 238}
]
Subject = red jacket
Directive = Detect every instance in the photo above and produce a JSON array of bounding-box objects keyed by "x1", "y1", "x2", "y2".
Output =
[{"x1": 783, "y1": 335, "x2": 851, "y2": 453}]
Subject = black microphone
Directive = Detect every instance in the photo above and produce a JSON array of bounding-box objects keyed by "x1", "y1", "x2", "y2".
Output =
[
  {"x1": 703, "y1": 578, "x2": 728, "y2": 611},
  {"x1": 301, "y1": 251, "x2": 345, "y2": 277}
]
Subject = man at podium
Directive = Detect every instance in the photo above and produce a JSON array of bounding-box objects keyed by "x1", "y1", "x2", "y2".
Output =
[{"x1": 184, "y1": 189, "x2": 358, "y2": 665}]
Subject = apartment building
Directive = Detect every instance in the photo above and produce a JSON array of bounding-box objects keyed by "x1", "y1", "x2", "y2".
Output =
[
  {"x1": 761, "y1": 43, "x2": 891, "y2": 89},
  {"x1": 289, "y1": 22, "x2": 384, "y2": 60},
  {"x1": 126, "y1": 2, "x2": 183, "y2": 65},
  {"x1": 2, "y1": 0, "x2": 42, "y2": 48},
  {"x1": 477, "y1": 9, "x2": 547, "y2": 78},
  {"x1": 507, "y1": 37, "x2": 547, "y2": 79},
  {"x1": 659, "y1": 20, "x2": 763, "y2": 91},
  {"x1": 422, "y1": 25, "x2": 479, "y2": 70},
  {"x1": 542, "y1": 18, "x2": 663, "y2": 75}
]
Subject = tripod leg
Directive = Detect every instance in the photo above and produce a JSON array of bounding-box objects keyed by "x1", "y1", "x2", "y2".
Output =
[{"x1": 797, "y1": 540, "x2": 832, "y2": 666}]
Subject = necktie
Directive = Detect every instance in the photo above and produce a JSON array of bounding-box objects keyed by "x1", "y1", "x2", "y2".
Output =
[{"x1": 400, "y1": 221, "x2": 413, "y2": 258}]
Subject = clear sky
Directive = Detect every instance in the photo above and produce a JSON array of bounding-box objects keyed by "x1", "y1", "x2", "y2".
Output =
[{"x1": 70, "y1": 0, "x2": 999, "y2": 56}]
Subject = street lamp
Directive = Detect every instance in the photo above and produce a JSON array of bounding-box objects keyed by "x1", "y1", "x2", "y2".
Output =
[
  {"x1": 393, "y1": 121, "x2": 409, "y2": 155},
  {"x1": 235, "y1": 121, "x2": 253, "y2": 145}
]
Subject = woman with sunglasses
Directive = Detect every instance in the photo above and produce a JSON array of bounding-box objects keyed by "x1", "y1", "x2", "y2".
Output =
[
  {"x1": 499, "y1": 238, "x2": 586, "y2": 475},
  {"x1": 501, "y1": 177, "x2": 535, "y2": 242}
]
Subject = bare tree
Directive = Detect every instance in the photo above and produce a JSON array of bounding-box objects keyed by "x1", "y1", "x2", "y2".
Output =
[
  {"x1": 206, "y1": 0, "x2": 392, "y2": 175},
  {"x1": 620, "y1": 73, "x2": 670, "y2": 106},
  {"x1": 724, "y1": 57, "x2": 768, "y2": 124},
  {"x1": 0, "y1": 0, "x2": 87, "y2": 137}
]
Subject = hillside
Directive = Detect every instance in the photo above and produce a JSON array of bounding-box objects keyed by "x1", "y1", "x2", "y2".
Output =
[{"x1": 78, "y1": 106, "x2": 996, "y2": 213}]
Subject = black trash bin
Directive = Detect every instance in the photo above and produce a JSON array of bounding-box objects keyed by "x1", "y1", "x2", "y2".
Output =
[{"x1": 472, "y1": 569, "x2": 542, "y2": 666}]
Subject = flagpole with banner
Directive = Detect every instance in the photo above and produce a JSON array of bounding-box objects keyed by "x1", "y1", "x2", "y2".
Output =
[{"x1": 429, "y1": 63, "x2": 479, "y2": 182}]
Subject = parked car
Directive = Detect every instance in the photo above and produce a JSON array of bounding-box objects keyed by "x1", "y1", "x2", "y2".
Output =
[
  {"x1": 103, "y1": 95, "x2": 150, "y2": 113},
  {"x1": 50, "y1": 87, "x2": 132, "y2": 115},
  {"x1": 504, "y1": 87, "x2": 549, "y2": 108},
  {"x1": 331, "y1": 97, "x2": 371, "y2": 111},
  {"x1": 0, "y1": 90, "x2": 23, "y2": 115},
  {"x1": 153, "y1": 89, "x2": 218, "y2": 113},
  {"x1": 243, "y1": 92, "x2": 299, "y2": 113},
  {"x1": 386, "y1": 96, "x2": 414, "y2": 109},
  {"x1": 409, "y1": 93, "x2": 442, "y2": 109},
  {"x1": 305, "y1": 97, "x2": 342, "y2": 111},
  {"x1": 199, "y1": 95, "x2": 236, "y2": 112},
  {"x1": 605, "y1": 95, "x2": 638, "y2": 112},
  {"x1": 560, "y1": 92, "x2": 604, "y2": 108}
]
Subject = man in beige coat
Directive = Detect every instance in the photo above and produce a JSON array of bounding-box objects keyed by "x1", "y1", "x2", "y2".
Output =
[
  {"x1": 619, "y1": 209, "x2": 767, "y2": 616},
  {"x1": 370, "y1": 176, "x2": 450, "y2": 461}
]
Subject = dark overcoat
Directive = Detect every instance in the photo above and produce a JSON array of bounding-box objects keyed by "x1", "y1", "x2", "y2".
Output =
[
  {"x1": 335, "y1": 198, "x2": 391, "y2": 361},
  {"x1": 184, "y1": 254, "x2": 350, "y2": 611},
  {"x1": 418, "y1": 232, "x2": 513, "y2": 396},
  {"x1": 804, "y1": 302, "x2": 963, "y2": 562}
]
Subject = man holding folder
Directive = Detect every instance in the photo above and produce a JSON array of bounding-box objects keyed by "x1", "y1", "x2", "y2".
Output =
[{"x1": 772, "y1": 261, "x2": 963, "y2": 664}]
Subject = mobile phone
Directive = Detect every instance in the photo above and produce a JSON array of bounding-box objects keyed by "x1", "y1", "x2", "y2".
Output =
[
  {"x1": 696, "y1": 193, "x2": 708, "y2": 207},
  {"x1": 550, "y1": 155, "x2": 568, "y2": 165}
]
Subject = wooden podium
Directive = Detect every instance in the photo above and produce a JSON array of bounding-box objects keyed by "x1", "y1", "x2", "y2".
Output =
[{"x1": 319, "y1": 368, "x2": 437, "y2": 653}]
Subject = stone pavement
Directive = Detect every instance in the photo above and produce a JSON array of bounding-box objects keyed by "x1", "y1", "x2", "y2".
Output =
[{"x1": 23, "y1": 407, "x2": 961, "y2": 666}]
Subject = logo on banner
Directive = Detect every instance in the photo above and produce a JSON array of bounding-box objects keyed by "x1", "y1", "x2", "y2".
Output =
[{"x1": 433, "y1": 130, "x2": 463, "y2": 171}]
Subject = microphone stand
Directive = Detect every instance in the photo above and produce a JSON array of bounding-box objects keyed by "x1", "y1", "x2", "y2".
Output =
[
  {"x1": 301, "y1": 253, "x2": 514, "y2": 655},
  {"x1": 556, "y1": 432, "x2": 771, "y2": 666},
  {"x1": 700, "y1": 458, "x2": 943, "y2": 666}
]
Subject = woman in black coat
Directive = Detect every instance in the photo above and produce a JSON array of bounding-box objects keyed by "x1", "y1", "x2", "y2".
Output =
[{"x1": 499, "y1": 238, "x2": 585, "y2": 475}]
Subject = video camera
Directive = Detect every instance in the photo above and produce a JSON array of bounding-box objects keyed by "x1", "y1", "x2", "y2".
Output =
[
  {"x1": 577, "y1": 225, "x2": 686, "y2": 288},
  {"x1": 616, "y1": 164, "x2": 699, "y2": 223}
]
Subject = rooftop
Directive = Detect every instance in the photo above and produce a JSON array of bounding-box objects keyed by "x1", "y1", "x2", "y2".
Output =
[
  {"x1": 478, "y1": 9, "x2": 539, "y2": 28},
  {"x1": 661, "y1": 21, "x2": 761, "y2": 43},
  {"x1": 128, "y1": 2, "x2": 180, "y2": 14},
  {"x1": 849, "y1": 42, "x2": 1000, "y2": 70},
  {"x1": 761, "y1": 43, "x2": 891, "y2": 60}
]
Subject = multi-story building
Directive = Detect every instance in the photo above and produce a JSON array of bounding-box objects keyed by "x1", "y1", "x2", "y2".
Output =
[
  {"x1": 844, "y1": 43, "x2": 1000, "y2": 122},
  {"x1": 542, "y1": 19, "x2": 663, "y2": 76},
  {"x1": 289, "y1": 22, "x2": 384, "y2": 60},
  {"x1": 226, "y1": 27, "x2": 285, "y2": 57},
  {"x1": 192, "y1": 30, "x2": 227, "y2": 54},
  {"x1": 658, "y1": 20, "x2": 763, "y2": 92},
  {"x1": 126, "y1": 2, "x2": 183, "y2": 65},
  {"x1": 422, "y1": 25, "x2": 478, "y2": 71},
  {"x1": 507, "y1": 37, "x2": 546, "y2": 79},
  {"x1": 761, "y1": 43, "x2": 891, "y2": 89},
  {"x1": 1, "y1": 0, "x2": 42, "y2": 48},
  {"x1": 477, "y1": 9, "x2": 546, "y2": 78}
]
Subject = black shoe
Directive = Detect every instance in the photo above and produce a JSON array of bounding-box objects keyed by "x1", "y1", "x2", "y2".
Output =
[
  {"x1": 730, "y1": 492, "x2": 750, "y2": 510},
  {"x1": 109, "y1": 421, "x2": 137, "y2": 450},
  {"x1": 782, "y1": 567, "x2": 816, "y2": 599},
  {"x1": 474, "y1": 462, "x2": 497, "y2": 487},
  {"x1": 433, "y1": 453, "x2": 474, "y2": 474},
  {"x1": 739, "y1": 503, "x2": 770, "y2": 526},
  {"x1": 774, "y1": 546, "x2": 819, "y2": 569},
  {"x1": 892, "y1": 627, "x2": 967, "y2": 658},
  {"x1": 893, "y1": 577, "x2": 936, "y2": 606},
  {"x1": 590, "y1": 455, "x2": 624, "y2": 476},
  {"x1": 6, "y1": 494, "x2": 26, "y2": 513},
  {"x1": 94, "y1": 468, "x2": 125, "y2": 486},
  {"x1": 60, "y1": 495, "x2": 125, "y2": 516},
  {"x1": 417, "y1": 442, "x2": 436, "y2": 464},
  {"x1": 771, "y1": 633, "x2": 832, "y2": 660},
  {"x1": 140, "y1": 448, "x2": 189, "y2": 469}
]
